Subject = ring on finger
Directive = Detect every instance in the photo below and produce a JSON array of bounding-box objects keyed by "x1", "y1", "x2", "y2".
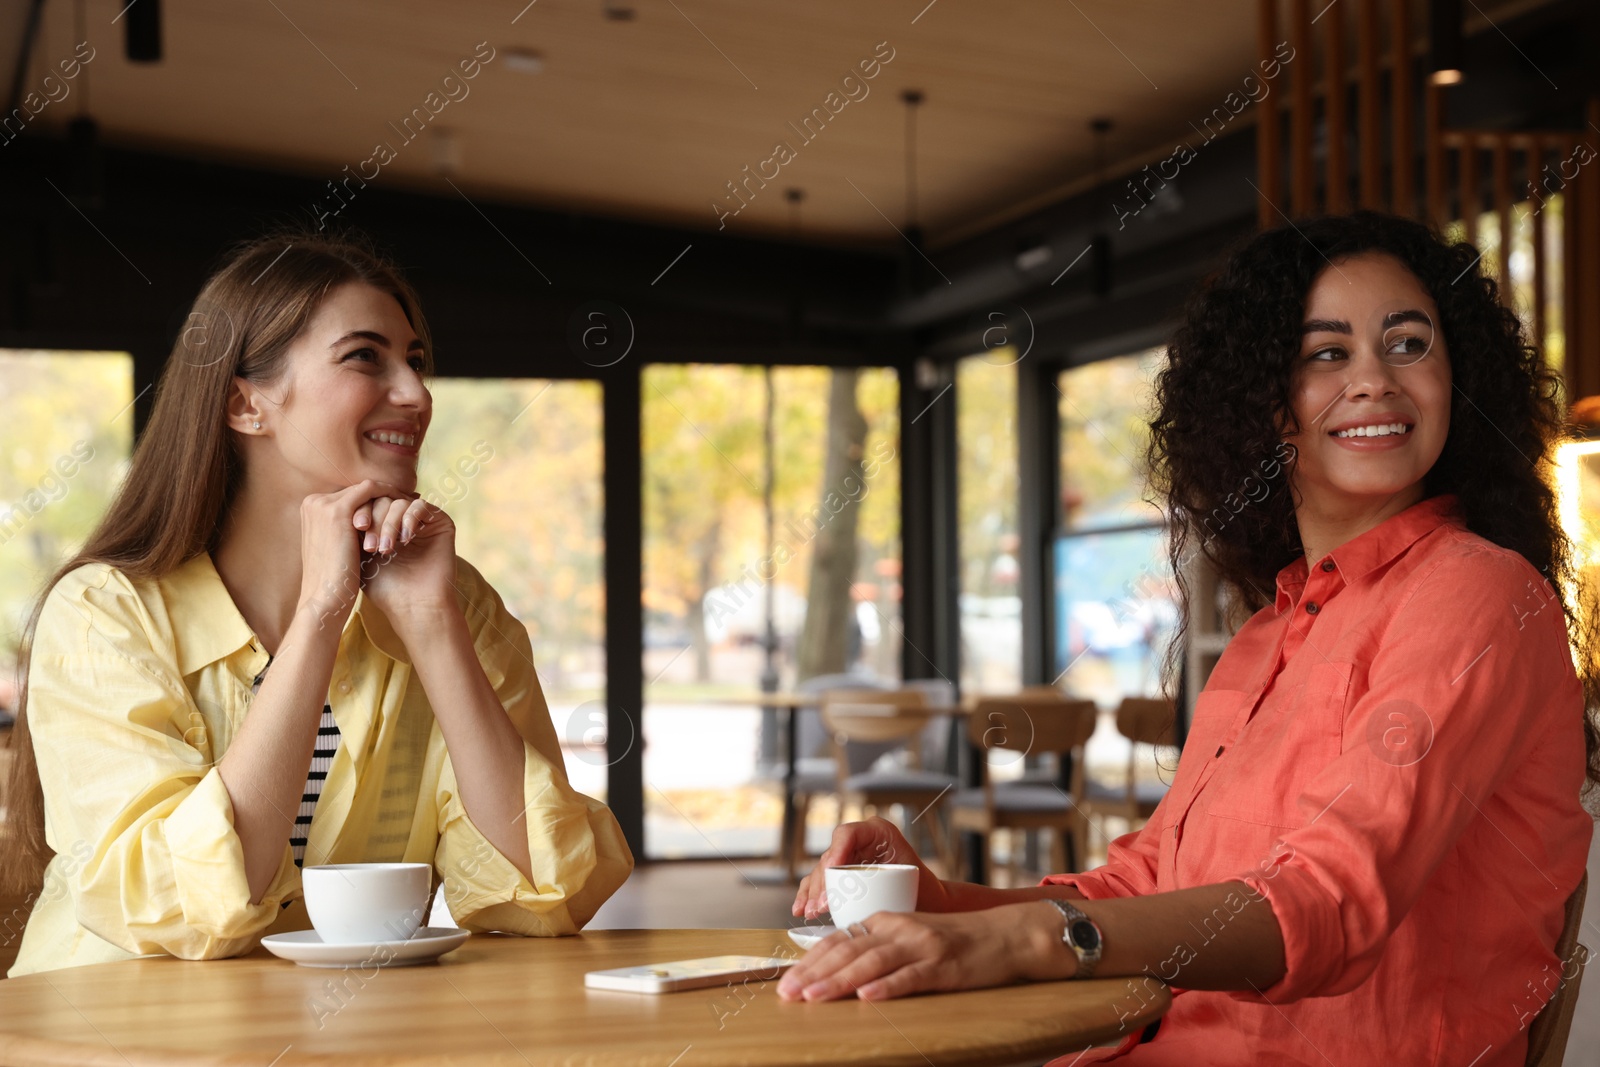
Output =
[{"x1": 848, "y1": 921, "x2": 870, "y2": 938}]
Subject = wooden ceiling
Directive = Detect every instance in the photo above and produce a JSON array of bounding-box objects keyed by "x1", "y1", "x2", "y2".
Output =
[{"x1": 13, "y1": 0, "x2": 1539, "y2": 247}]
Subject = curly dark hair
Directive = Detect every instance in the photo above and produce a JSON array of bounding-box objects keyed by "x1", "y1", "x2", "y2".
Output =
[{"x1": 1148, "y1": 209, "x2": 1600, "y2": 804}]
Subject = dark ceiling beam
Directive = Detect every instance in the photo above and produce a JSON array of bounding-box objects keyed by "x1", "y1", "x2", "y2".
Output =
[{"x1": 0, "y1": 137, "x2": 902, "y2": 376}]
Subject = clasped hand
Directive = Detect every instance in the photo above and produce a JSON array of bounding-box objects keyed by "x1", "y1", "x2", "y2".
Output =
[{"x1": 297, "y1": 479, "x2": 457, "y2": 632}]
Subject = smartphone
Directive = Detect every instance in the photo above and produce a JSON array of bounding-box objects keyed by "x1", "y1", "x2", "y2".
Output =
[{"x1": 584, "y1": 955, "x2": 797, "y2": 994}]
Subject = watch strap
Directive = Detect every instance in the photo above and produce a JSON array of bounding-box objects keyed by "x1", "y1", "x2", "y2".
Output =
[{"x1": 1044, "y1": 897, "x2": 1103, "y2": 979}]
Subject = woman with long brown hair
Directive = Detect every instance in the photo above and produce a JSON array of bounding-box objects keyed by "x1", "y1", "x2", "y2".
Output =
[{"x1": 3, "y1": 231, "x2": 632, "y2": 976}]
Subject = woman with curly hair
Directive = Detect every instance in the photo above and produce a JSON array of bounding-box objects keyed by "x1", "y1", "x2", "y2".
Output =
[
  {"x1": 777, "y1": 210, "x2": 1598, "y2": 1065},
  {"x1": 3, "y1": 232, "x2": 633, "y2": 976}
]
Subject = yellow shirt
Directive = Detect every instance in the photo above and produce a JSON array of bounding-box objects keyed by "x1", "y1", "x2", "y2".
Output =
[{"x1": 10, "y1": 551, "x2": 633, "y2": 977}]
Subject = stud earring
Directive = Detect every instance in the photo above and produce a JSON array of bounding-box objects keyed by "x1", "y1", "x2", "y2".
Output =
[{"x1": 253, "y1": 420, "x2": 261, "y2": 430}]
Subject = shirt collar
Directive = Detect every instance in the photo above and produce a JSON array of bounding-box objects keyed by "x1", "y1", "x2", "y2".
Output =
[
  {"x1": 162, "y1": 552, "x2": 413, "y2": 675},
  {"x1": 1274, "y1": 493, "x2": 1463, "y2": 615}
]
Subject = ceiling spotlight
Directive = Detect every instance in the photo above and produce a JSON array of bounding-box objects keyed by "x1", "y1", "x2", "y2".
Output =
[
  {"x1": 431, "y1": 129, "x2": 461, "y2": 176},
  {"x1": 602, "y1": 1, "x2": 636, "y2": 20},
  {"x1": 1014, "y1": 243, "x2": 1053, "y2": 272},
  {"x1": 503, "y1": 49, "x2": 545, "y2": 74}
]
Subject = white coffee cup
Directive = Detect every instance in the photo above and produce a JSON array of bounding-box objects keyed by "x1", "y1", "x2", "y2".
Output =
[
  {"x1": 302, "y1": 863, "x2": 432, "y2": 944},
  {"x1": 823, "y1": 863, "x2": 919, "y2": 928}
]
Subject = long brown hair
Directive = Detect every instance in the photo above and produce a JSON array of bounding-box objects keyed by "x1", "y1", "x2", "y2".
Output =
[{"x1": 2, "y1": 230, "x2": 434, "y2": 897}]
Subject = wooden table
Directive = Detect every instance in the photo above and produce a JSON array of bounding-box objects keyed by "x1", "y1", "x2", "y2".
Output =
[{"x1": 0, "y1": 929, "x2": 1169, "y2": 1066}]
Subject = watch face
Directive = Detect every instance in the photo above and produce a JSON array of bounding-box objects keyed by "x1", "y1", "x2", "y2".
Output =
[{"x1": 1069, "y1": 920, "x2": 1101, "y2": 953}]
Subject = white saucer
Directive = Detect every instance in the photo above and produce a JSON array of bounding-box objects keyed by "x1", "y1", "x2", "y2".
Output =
[
  {"x1": 787, "y1": 925, "x2": 838, "y2": 950},
  {"x1": 261, "y1": 927, "x2": 470, "y2": 968}
]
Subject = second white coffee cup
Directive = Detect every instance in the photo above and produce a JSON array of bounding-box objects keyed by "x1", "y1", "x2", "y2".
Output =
[
  {"x1": 823, "y1": 863, "x2": 919, "y2": 928},
  {"x1": 302, "y1": 862, "x2": 432, "y2": 944}
]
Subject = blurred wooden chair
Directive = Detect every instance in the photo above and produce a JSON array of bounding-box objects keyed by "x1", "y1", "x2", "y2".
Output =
[
  {"x1": 898, "y1": 677, "x2": 961, "y2": 778},
  {"x1": 1526, "y1": 871, "x2": 1589, "y2": 1067},
  {"x1": 1001, "y1": 685, "x2": 1087, "y2": 787},
  {"x1": 947, "y1": 691, "x2": 1099, "y2": 884},
  {"x1": 1079, "y1": 697, "x2": 1174, "y2": 839},
  {"x1": 818, "y1": 688, "x2": 959, "y2": 872},
  {"x1": 775, "y1": 674, "x2": 897, "y2": 876}
]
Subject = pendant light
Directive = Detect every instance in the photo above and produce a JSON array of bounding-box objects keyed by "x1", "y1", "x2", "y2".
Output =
[
  {"x1": 125, "y1": 0, "x2": 162, "y2": 63},
  {"x1": 1089, "y1": 117, "x2": 1113, "y2": 298},
  {"x1": 900, "y1": 88, "x2": 930, "y2": 297},
  {"x1": 1428, "y1": 0, "x2": 1464, "y2": 86},
  {"x1": 68, "y1": 0, "x2": 104, "y2": 208}
]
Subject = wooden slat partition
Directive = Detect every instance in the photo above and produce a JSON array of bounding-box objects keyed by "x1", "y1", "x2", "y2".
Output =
[
  {"x1": 1257, "y1": 0, "x2": 1282, "y2": 229},
  {"x1": 1426, "y1": 81, "x2": 1445, "y2": 226},
  {"x1": 1249, "y1": 0, "x2": 1596, "y2": 413},
  {"x1": 1291, "y1": 0, "x2": 1315, "y2": 216},
  {"x1": 1574, "y1": 100, "x2": 1600, "y2": 404},
  {"x1": 1565, "y1": 134, "x2": 1580, "y2": 397},
  {"x1": 1390, "y1": 0, "x2": 1413, "y2": 215},
  {"x1": 1493, "y1": 134, "x2": 1512, "y2": 297},
  {"x1": 1446, "y1": 131, "x2": 1568, "y2": 150},
  {"x1": 1325, "y1": 0, "x2": 1348, "y2": 214},
  {"x1": 1357, "y1": 0, "x2": 1383, "y2": 208},
  {"x1": 1529, "y1": 137, "x2": 1546, "y2": 359}
]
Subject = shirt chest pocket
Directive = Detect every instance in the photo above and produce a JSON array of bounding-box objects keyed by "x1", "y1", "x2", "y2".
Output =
[
  {"x1": 1161, "y1": 688, "x2": 1246, "y2": 817},
  {"x1": 1201, "y1": 660, "x2": 1352, "y2": 829}
]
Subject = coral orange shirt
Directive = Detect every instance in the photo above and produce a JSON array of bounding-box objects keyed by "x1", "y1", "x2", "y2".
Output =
[{"x1": 1043, "y1": 493, "x2": 1593, "y2": 1066}]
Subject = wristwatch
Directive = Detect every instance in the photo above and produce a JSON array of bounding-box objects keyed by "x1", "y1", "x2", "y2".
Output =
[{"x1": 1044, "y1": 898, "x2": 1103, "y2": 979}]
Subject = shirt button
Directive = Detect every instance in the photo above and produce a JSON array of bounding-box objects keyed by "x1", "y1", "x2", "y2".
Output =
[
  {"x1": 1320, "y1": 559, "x2": 1336, "y2": 572},
  {"x1": 1306, "y1": 601, "x2": 1320, "y2": 614},
  {"x1": 338, "y1": 681, "x2": 352, "y2": 694}
]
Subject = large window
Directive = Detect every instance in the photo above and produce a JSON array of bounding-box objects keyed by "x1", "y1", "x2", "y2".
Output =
[
  {"x1": 957, "y1": 353, "x2": 1021, "y2": 693},
  {"x1": 1054, "y1": 349, "x2": 1178, "y2": 826},
  {"x1": 0, "y1": 350, "x2": 135, "y2": 715},
  {"x1": 416, "y1": 379, "x2": 606, "y2": 798},
  {"x1": 641, "y1": 364, "x2": 900, "y2": 858}
]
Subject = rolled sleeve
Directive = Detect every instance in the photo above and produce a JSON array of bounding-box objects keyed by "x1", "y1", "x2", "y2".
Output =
[
  {"x1": 1040, "y1": 796, "x2": 1167, "y2": 900},
  {"x1": 434, "y1": 737, "x2": 631, "y2": 935},
  {"x1": 1232, "y1": 547, "x2": 1581, "y2": 1003},
  {"x1": 31, "y1": 567, "x2": 295, "y2": 961},
  {"x1": 431, "y1": 560, "x2": 633, "y2": 934},
  {"x1": 158, "y1": 767, "x2": 297, "y2": 942}
]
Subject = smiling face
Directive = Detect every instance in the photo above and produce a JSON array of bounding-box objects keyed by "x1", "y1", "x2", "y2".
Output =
[
  {"x1": 1281, "y1": 252, "x2": 1452, "y2": 519},
  {"x1": 231, "y1": 280, "x2": 432, "y2": 496}
]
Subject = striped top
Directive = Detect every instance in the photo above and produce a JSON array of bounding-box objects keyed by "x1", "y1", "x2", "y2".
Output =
[{"x1": 250, "y1": 656, "x2": 341, "y2": 869}]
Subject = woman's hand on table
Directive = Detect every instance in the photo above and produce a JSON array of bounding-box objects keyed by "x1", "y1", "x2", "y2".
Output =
[
  {"x1": 776, "y1": 902, "x2": 1075, "y2": 1002},
  {"x1": 792, "y1": 817, "x2": 952, "y2": 921}
]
